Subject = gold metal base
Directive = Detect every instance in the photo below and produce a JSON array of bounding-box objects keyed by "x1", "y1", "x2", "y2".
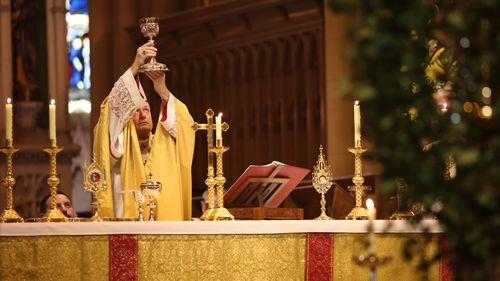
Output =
[
  {"x1": 39, "y1": 207, "x2": 68, "y2": 222},
  {"x1": 212, "y1": 207, "x2": 234, "y2": 221},
  {"x1": 314, "y1": 211, "x2": 333, "y2": 220},
  {"x1": 389, "y1": 210, "x2": 415, "y2": 220},
  {"x1": 88, "y1": 211, "x2": 104, "y2": 222},
  {"x1": 0, "y1": 209, "x2": 24, "y2": 223},
  {"x1": 139, "y1": 62, "x2": 168, "y2": 72},
  {"x1": 200, "y1": 208, "x2": 216, "y2": 221},
  {"x1": 345, "y1": 206, "x2": 369, "y2": 220}
]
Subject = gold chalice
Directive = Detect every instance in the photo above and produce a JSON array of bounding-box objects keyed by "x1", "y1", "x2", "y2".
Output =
[
  {"x1": 313, "y1": 145, "x2": 334, "y2": 220},
  {"x1": 139, "y1": 17, "x2": 168, "y2": 72},
  {"x1": 140, "y1": 173, "x2": 162, "y2": 221}
]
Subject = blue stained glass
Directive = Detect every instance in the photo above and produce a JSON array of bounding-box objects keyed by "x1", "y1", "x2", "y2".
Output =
[{"x1": 68, "y1": 0, "x2": 88, "y2": 14}]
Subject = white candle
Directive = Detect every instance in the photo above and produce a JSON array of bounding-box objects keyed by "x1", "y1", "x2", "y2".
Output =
[
  {"x1": 354, "y1": 101, "x2": 361, "y2": 147},
  {"x1": 5, "y1": 98, "x2": 13, "y2": 144},
  {"x1": 366, "y1": 198, "x2": 376, "y2": 255},
  {"x1": 215, "y1": 113, "x2": 222, "y2": 141},
  {"x1": 49, "y1": 99, "x2": 56, "y2": 145}
]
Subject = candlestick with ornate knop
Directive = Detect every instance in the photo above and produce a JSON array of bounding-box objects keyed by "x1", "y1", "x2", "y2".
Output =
[
  {"x1": 0, "y1": 144, "x2": 23, "y2": 222},
  {"x1": 41, "y1": 145, "x2": 67, "y2": 222},
  {"x1": 345, "y1": 146, "x2": 371, "y2": 220},
  {"x1": 83, "y1": 154, "x2": 108, "y2": 222},
  {"x1": 210, "y1": 143, "x2": 234, "y2": 220},
  {"x1": 193, "y1": 109, "x2": 229, "y2": 220},
  {"x1": 312, "y1": 145, "x2": 334, "y2": 220}
]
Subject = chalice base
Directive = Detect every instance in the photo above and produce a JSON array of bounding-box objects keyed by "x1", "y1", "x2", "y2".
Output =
[
  {"x1": 345, "y1": 206, "x2": 369, "y2": 220},
  {"x1": 139, "y1": 62, "x2": 168, "y2": 72},
  {"x1": 40, "y1": 207, "x2": 67, "y2": 222},
  {"x1": 0, "y1": 209, "x2": 24, "y2": 223},
  {"x1": 200, "y1": 208, "x2": 215, "y2": 221},
  {"x1": 314, "y1": 212, "x2": 334, "y2": 221},
  {"x1": 389, "y1": 210, "x2": 415, "y2": 220},
  {"x1": 213, "y1": 207, "x2": 234, "y2": 221},
  {"x1": 88, "y1": 211, "x2": 104, "y2": 222}
]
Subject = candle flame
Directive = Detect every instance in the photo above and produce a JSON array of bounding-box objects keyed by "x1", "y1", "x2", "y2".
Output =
[
  {"x1": 354, "y1": 101, "x2": 359, "y2": 106},
  {"x1": 50, "y1": 99, "x2": 55, "y2": 105},
  {"x1": 366, "y1": 198, "x2": 374, "y2": 209},
  {"x1": 7, "y1": 98, "x2": 11, "y2": 104},
  {"x1": 218, "y1": 112, "x2": 223, "y2": 117}
]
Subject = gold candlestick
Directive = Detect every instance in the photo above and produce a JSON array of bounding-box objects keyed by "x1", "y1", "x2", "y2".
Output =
[
  {"x1": 83, "y1": 154, "x2": 108, "y2": 222},
  {"x1": 211, "y1": 140, "x2": 234, "y2": 221},
  {"x1": 312, "y1": 145, "x2": 334, "y2": 220},
  {"x1": 0, "y1": 143, "x2": 24, "y2": 223},
  {"x1": 345, "y1": 146, "x2": 370, "y2": 220},
  {"x1": 40, "y1": 145, "x2": 67, "y2": 222},
  {"x1": 193, "y1": 109, "x2": 229, "y2": 221}
]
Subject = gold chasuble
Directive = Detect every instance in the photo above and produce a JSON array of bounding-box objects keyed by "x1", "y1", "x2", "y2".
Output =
[{"x1": 93, "y1": 97, "x2": 195, "y2": 220}]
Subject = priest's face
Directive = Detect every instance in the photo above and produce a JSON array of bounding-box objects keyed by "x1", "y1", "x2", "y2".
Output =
[{"x1": 133, "y1": 101, "x2": 153, "y2": 140}]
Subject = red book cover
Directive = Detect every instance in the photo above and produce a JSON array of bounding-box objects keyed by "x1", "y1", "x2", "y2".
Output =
[{"x1": 224, "y1": 161, "x2": 310, "y2": 208}]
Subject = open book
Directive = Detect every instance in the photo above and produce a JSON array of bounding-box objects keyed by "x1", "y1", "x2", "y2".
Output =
[{"x1": 224, "y1": 161, "x2": 310, "y2": 208}]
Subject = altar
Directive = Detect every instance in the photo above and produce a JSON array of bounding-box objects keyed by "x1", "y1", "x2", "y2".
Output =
[{"x1": 0, "y1": 220, "x2": 451, "y2": 281}]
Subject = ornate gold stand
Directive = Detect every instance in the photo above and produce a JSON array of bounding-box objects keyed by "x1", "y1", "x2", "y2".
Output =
[
  {"x1": 40, "y1": 144, "x2": 67, "y2": 222},
  {"x1": 390, "y1": 179, "x2": 415, "y2": 220},
  {"x1": 211, "y1": 141, "x2": 234, "y2": 220},
  {"x1": 0, "y1": 142, "x2": 24, "y2": 223},
  {"x1": 193, "y1": 109, "x2": 231, "y2": 221},
  {"x1": 345, "y1": 146, "x2": 370, "y2": 220},
  {"x1": 83, "y1": 154, "x2": 108, "y2": 222},
  {"x1": 312, "y1": 145, "x2": 334, "y2": 220},
  {"x1": 353, "y1": 253, "x2": 392, "y2": 281}
]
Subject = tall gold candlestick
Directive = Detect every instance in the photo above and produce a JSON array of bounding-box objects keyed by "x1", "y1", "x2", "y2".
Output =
[
  {"x1": 0, "y1": 145, "x2": 23, "y2": 222},
  {"x1": 345, "y1": 146, "x2": 370, "y2": 220},
  {"x1": 211, "y1": 143, "x2": 234, "y2": 221},
  {"x1": 40, "y1": 145, "x2": 67, "y2": 222},
  {"x1": 193, "y1": 109, "x2": 229, "y2": 221}
]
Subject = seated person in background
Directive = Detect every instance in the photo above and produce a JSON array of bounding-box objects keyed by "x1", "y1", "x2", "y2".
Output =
[{"x1": 39, "y1": 191, "x2": 75, "y2": 218}]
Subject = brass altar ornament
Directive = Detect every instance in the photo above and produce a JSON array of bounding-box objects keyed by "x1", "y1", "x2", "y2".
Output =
[
  {"x1": 83, "y1": 154, "x2": 108, "y2": 222},
  {"x1": 138, "y1": 17, "x2": 168, "y2": 72},
  {"x1": 345, "y1": 146, "x2": 371, "y2": 220},
  {"x1": 141, "y1": 173, "x2": 162, "y2": 221},
  {"x1": 40, "y1": 145, "x2": 67, "y2": 222},
  {"x1": 0, "y1": 144, "x2": 23, "y2": 223},
  {"x1": 312, "y1": 145, "x2": 334, "y2": 220},
  {"x1": 389, "y1": 179, "x2": 415, "y2": 220},
  {"x1": 193, "y1": 108, "x2": 232, "y2": 221},
  {"x1": 353, "y1": 253, "x2": 392, "y2": 281}
]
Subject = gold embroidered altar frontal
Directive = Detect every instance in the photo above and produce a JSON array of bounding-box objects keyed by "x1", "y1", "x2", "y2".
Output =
[
  {"x1": 0, "y1": 220, "x2": 445, "y2": 281},
  {"x1": 138, "y1": 234, "x2": 307, "y2": 281},
  {"x1": 0, "y1": 236, "x2": 109, "y2": 281}
]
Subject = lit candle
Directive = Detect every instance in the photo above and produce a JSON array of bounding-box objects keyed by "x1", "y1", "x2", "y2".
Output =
[
  {"x1": 5, "y1": 98, "x2": 13, "y2": 145},
  {"x1": 215, "y1": 113, "x2": 222, "y2": 141},
  {"x1": 354, "y1": 101, "x2": 361, "y2": 147},
  {"x1": 49, "y1": 99, "x2": 56, "y2": 145},
  {"x1": 366, "y1": 198, "x2": 376, "y2": 255}
]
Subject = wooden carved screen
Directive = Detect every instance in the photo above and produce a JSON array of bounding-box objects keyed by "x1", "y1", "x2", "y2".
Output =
[{"x1": 137, "y1": 0, "x2": 325, "y2": 196}]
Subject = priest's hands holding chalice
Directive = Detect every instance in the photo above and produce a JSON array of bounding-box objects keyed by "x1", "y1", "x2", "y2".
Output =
[
  {"x1": 131, "y1": 42, "x2": 157, "y2": 76},
  {"x1": 131, "y1": 42, "x2": 170, "y2": 101}
]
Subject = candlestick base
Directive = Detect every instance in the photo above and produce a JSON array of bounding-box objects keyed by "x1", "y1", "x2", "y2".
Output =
[
  {"x1": 0, "y1": 209, "x2": 24, "y2": 223},
  {"x1": 200, "y1": 207, "x2": 215, "y2": 221},
  {"x1": 345, "y1": 206, "x2": 369, "y2": 220},
  {"x1": 212, "y1": 207, "x2": 235, "y2": 221},
  {"x1": 39, "y1": 207, "x2": 68, "y2": 222}
]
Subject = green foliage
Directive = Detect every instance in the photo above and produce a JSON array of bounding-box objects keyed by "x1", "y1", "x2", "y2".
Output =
[{"x1": 328, "y1": 0, "x2": 500, "y2": 280}]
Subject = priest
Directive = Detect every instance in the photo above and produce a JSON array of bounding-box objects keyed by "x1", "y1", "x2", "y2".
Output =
[{"x1": 93, "y1": 41, "x2": 195, "y2": 220}]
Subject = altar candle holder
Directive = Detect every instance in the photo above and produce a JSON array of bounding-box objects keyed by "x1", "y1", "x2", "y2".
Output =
[
  {"x1": 389, "y1": 179, "x2": 415, "y2": 220},
  {"x1": 193, "y1": 109, "x2": 230, "y2": 221},
  {"x1": 345, "y1": 146, "x2": 371, "y2": 220},
  {"x1": 0, "y1": 142, "x2": 24, "y2": 223},
  {"x1": 40, "y1": 145, "x2": 67, "y2": 222},
  {"x1": 210, "y1": 140, "x2": 234, "y2": 221}
]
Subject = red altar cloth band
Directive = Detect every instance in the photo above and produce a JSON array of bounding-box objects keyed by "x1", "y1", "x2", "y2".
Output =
[{"x1": 108, "y1": 234, "x2": 452, "y2": 281}]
